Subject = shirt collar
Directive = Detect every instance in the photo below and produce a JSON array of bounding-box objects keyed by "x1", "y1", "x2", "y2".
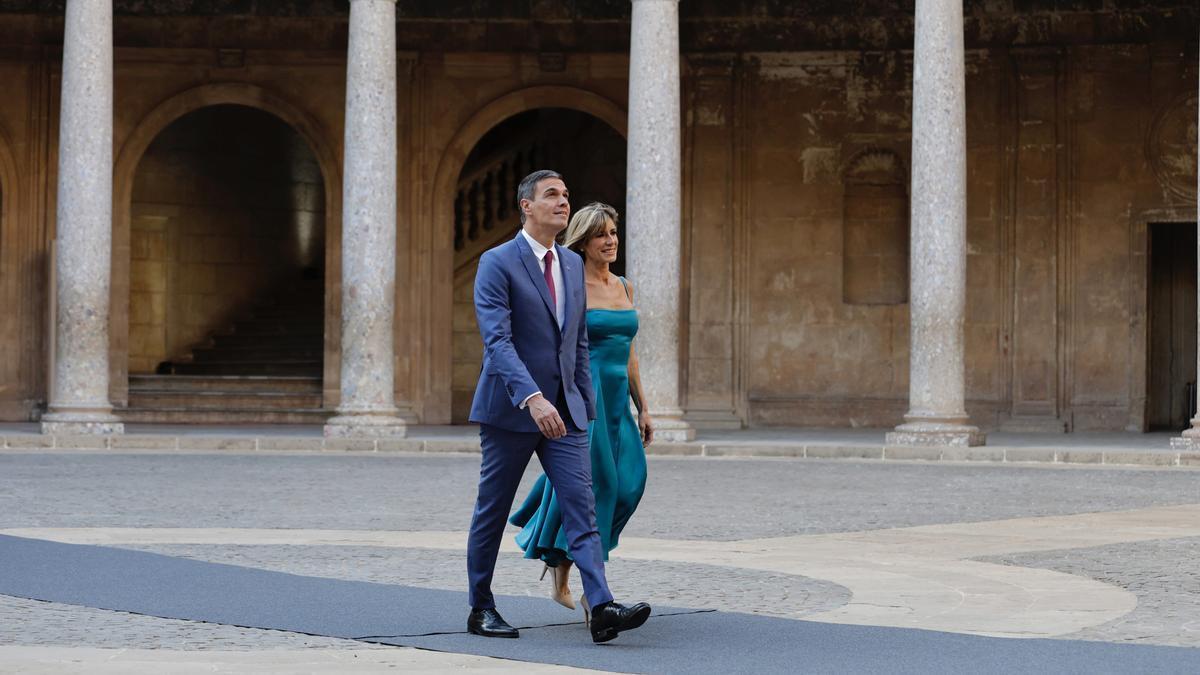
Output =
[{"x1": 521, "y1": 227, "x2": 554, "y2": 261}]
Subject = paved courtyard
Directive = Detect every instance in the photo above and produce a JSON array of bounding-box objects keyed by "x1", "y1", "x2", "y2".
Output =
[{"x1": 1, "y1": 445, "x2": 1199, "y2": 672}]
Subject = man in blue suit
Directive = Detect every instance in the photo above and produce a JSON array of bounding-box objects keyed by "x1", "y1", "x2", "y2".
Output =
[{"x1": 466, "y1": 170, "x2": 651, "y2": 644}]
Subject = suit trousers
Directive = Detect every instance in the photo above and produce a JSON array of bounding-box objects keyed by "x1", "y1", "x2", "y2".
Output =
[{"x1": 467, "y1": 422, "x2": 614, "y2": 610}]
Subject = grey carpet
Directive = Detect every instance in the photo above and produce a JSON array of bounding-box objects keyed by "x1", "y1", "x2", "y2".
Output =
[{"x1": 2, "y1": 534, "x2": 1199, "y2": 674}]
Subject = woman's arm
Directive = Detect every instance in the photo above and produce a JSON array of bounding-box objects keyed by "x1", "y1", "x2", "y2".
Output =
[{"x1": 625, "y1": 280, "x2": 654, "y2": 445}]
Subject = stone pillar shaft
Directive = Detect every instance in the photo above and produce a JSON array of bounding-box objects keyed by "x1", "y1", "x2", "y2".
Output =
[
  {"x1": 886, "y1": 0, "x2": 983, "y2": 447},
  {"x1": 1174, "y1": 36, "x2": 1200, "y2": 449},
  {"x1": 42, "y1": 0, "x2": 123, "y2": 435},
  {"x1": 625, "y1": 0, "x2": 693, "y2": 441},
  {"x1": 325, "y1": 0, "x2": 406, "y2": 438}
]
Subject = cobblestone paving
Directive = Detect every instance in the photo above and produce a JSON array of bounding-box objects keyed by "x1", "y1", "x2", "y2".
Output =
[
  {"x1": 0, "y1": 594, "x2": 384, "y2": 650},
  {"x1": 3, "y1": 454, "x2": 1199, "y2": 539},
  {"x1": 978, "y1": 537, "x2": 1200, "y2": 647},
  {"x1": 3, "y1": 453, "x2": 1200, "y2": 651}
]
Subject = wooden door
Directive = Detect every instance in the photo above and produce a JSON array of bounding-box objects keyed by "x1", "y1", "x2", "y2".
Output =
[{"x1": 1147, "y1": 223, "x2": 1197, "y2": 430}]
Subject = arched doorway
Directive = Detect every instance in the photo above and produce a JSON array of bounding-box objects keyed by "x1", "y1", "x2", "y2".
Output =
[
  {"x1": 450, "y1": 108, "x2": 627, "y2": 423},
  {"x1": 124, "y1": 104, "x2": 328, "y2": 422}
]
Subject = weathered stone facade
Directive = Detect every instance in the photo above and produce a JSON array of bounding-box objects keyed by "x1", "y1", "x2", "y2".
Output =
[{"x1": 0, "y1": 2, "x2": 1195, "y2": 434}]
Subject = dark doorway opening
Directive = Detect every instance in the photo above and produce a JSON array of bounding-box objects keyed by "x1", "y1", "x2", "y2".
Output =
[
  {"x1": 1147, "y1": 222, "x2": 1197, "y2": 430},
  {"x1": 129, "y1": 104, "x2": 326, "y2": 378},
  {"x1": 122, "y1": 104, "x2": 328, "y2": 424}
]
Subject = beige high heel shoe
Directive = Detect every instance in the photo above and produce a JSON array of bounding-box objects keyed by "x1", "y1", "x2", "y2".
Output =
[
  {"x1": 580, "y1": 592, "x2": 591, "y2": 626},
  {"x1": 540, "y1": 564, "x2": 576, "y2": 610}
]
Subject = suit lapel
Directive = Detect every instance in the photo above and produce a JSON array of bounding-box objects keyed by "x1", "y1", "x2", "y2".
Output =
[
  {"x1": 514, "y1": 233, "x2": 558, "y2": 325},
  {"x1": 556, "y1": 244, "x2": 572, "y2": 336}
]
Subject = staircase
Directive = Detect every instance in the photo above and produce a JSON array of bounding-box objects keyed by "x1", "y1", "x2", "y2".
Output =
[
  {"x1": 454, "y1": 138, "x2": 544, "y2": 274},
  {"x1": 119, "y1": 277, "x2": 328, "y2": 424}
]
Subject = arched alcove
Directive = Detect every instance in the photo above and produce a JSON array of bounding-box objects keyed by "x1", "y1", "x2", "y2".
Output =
[
  {"x1": 449, "y1": 108, "x2": 627, "y2": 422},
  {"x1": 421, "y1": 86, "x2": 628, "y2": 423},
  {"x1": 110, "y1": 83, "x2": 340, "y2": 409},
  {"x1": 127, "y1": 104, "x2": 326, "y2": 378}
]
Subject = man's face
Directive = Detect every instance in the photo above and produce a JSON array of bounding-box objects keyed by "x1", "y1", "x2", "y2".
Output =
[{"x1": 523, "y1": 177, "x2": 570, "y2": 232}]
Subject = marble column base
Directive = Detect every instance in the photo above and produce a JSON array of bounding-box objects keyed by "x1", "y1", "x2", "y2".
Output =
[
  {"x1": 886, "y1": 422, "x2": 985, "y2": 447},
  {"x1": 1170, "y1": 426, "x2": 1200, "y2": 449},
  {"x1": 324, "y1": 412, "x2": 408, "y2": 439},
  {"x1": 40, "y1": 409, "x2": 124, "y2": 435},
  {"x1": 652, "y1": 411, "x2": 695, "y2": 442}
]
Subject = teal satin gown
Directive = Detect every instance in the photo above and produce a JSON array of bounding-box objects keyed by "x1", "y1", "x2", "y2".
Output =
[{"x1": 509, "y1": 305, "x2": 647, "y2": 565}]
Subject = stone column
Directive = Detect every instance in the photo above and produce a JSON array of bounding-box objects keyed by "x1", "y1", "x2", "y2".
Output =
[
  {"x1": 41, "y1": 0, "x2": 123, "y2": 435},
  {"x1": 1173, "y1": 38, "x2": 1200, "y2": 449},
  {"x1": 886, "y1": 0, "x2": 984, "y2": 447},
  {"x1": 324, "y1": 0, "x2": 406, "y2": 438},
  {"x1": 625, "y1": 0, "x2": 694, "y2": 441}
]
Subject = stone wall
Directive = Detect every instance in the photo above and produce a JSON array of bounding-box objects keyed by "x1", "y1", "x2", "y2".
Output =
[
  {"x1": 452, "y1": 261, "x2": 483, "y2": 424},
  {"x1": 0, "y1": 6, "x2": 1195, "y2": 430},
  {"x1": 0, "y1": 55, "x2": 51, "y2": 420},
  {"x1": 737, "y1": 52, "x2": 925, "y2": 428},
  {"x1": 1074, "y1": 43, "x2": 1198, "y2": 431},
  {"x1": 680, "y1": 44, "x2": 1196, "y2": 431}
]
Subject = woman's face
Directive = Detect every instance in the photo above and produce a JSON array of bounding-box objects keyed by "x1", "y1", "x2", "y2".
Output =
[{"x1": 583, "y1": 218, "x2": 619, "y2": 264}]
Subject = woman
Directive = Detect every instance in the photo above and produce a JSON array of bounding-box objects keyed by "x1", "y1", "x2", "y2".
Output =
[{"x1": 509, "y1": 202, "x2": 653, "y2": 620}]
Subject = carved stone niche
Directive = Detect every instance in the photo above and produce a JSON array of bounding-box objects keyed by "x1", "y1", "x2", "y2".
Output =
[
  {"x1": 1147, "y1": 92, "x2": 1198, "y2": 203},
  {"x1": 841, "y1": 148, "x2": 909, "y2": 306}
]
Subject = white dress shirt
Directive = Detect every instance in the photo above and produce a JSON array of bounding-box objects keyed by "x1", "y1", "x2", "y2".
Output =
[
  {"x1": 518, "y1": 228, "x2": 566, "y2": 410},
  {"x1": 521, "y1": 228, "x2": 565, "y2": 328}
]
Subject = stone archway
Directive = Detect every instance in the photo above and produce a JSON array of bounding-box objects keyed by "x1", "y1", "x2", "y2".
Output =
[
  {"x1": 420, "y1": 86, "x2": 627, "y2": 423},
  {"x1": 110, "y1": 83, "x2": 341, "y2": 409}
]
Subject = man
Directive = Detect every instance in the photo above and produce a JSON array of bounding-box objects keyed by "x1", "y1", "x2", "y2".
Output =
[{"x1": 466, "y1": 169, "x2": 651, "y2": 644}]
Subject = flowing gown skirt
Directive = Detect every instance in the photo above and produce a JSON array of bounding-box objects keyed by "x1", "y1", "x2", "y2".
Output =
[{"x1": 509, "y1": 308, "x2": 647, "y2": 564}]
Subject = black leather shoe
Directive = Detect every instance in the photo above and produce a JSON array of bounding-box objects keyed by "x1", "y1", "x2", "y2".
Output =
[
  {"x1": 467, "y1": 607, "x2": 519, "y2": 638},
  {"x1": 589, "y1": 601, "x2": 651, "y2": 643}
]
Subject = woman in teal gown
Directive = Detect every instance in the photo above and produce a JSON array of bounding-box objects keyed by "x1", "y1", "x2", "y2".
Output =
[{"x1": 509, "y1": 202, "x2": 653, "y2": 614}]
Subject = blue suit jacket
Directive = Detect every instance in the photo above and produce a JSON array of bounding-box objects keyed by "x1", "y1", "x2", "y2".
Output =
[{"x1": 469, "y1": 233, "x2": 596, "y2": 433}]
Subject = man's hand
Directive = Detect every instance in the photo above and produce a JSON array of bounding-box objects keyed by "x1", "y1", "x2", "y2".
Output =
[{"x1": 527, "y1": 394, "x2": 567, "y2": 439}]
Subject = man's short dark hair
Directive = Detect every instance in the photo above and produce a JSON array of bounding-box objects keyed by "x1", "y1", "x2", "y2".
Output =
[{"x1": 517, "y1": 169, "x2": 564, "y2": 224}]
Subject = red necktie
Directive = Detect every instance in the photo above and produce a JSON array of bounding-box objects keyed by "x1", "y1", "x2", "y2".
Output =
[{"x1": 543, "y1": 250, "x2": 557, "y2": 308}]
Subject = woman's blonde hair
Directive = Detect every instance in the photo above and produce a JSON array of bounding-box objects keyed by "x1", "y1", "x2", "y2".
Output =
[{"x1": 561, "y1": 202, "x2": 619, "y2": 259}]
